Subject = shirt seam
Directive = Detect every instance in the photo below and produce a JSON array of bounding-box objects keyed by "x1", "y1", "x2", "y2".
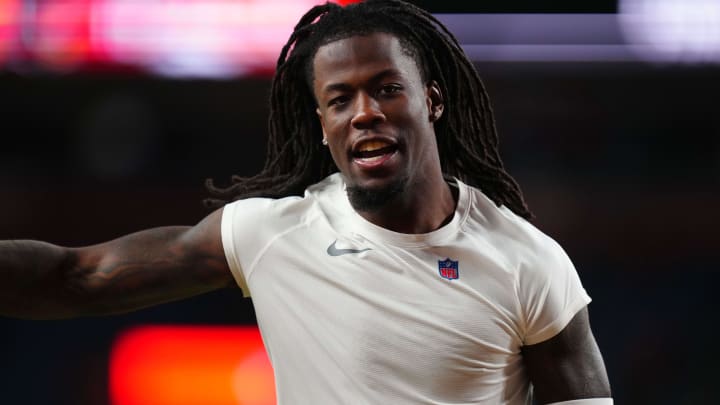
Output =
[
  {"x1": 221, "y1": 203, "x2": 251, "y2": 297},
  {"x1": 523, "y1": 294, "x2": 592, "y2": 346},
  {"x1": 244, "y1": 213, "x2": 317, "y2": 284}
]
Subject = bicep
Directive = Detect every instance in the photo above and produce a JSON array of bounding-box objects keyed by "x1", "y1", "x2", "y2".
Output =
[
  {"x1": 68, "y1": 208, "x2": 233, "y2": 315},
  {"x1": 521, "y1": 306, "x2": 611, "y2": 404}
]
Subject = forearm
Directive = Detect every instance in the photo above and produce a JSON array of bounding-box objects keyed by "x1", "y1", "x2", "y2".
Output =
[{"x1": 0, "y1": 240, "x2": 77, "y2": 319}]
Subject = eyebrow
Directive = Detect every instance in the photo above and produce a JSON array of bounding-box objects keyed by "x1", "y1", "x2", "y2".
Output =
[{"x1": 320, "y1": 68, "x2": 402, "y2": 95}]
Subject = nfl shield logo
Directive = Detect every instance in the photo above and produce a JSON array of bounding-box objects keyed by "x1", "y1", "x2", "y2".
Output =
[{"x1": 438, "y1": 258, "x2": 459, "y2": 280}]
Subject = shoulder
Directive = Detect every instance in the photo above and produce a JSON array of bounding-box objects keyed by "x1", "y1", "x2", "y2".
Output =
[
  {"x1": 222, "y1": 173, "x2": 344, "y2": 232},
  {"x1": 460, "y1": 181, "x2": 568, "y2": 271},
  {"x1": 219, "y1": 174, "x2": 346, "y2": 292},
  {"x1": 462, "y1": 184, "x2": 591, "y2": 343},
  {"x1": 222, "y1": 194, "x2": 310, "y2": 235}
]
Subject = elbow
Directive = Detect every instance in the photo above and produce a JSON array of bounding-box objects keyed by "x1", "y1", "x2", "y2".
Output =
[{"x1": 57, "y1": 251, "x2": 113, "y2": 318}]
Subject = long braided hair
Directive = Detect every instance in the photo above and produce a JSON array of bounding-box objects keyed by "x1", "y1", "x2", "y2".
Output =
[{"x1": 205, "y1": 0, "x2": 532, "y2": 220}]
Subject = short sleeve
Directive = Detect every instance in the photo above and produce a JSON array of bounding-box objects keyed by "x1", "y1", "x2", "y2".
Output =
[
  {"x1": 220, "y1": 200, "x2": 260, "y2": 297},
  {"x1": 517, "y1": 237, "x2": 591, "y2": 346},
  {"x1": 221, "y1": 198, "x2": 278, "y2": 297},
  {"x1": 221, "y1": 195, "x2": 309, "y2": 297}
]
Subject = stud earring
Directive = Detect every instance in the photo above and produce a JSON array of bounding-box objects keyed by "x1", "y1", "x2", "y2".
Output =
[{"x1": 322, "y1": 138, "x2": 328, "y2": 146}]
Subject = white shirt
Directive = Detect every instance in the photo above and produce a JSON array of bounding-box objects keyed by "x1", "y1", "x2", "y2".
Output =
[{"x1": 221, "y1": 173, "x2": 591, "y2": 404}]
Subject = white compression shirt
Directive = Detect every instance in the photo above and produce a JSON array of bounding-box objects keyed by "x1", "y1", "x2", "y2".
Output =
[{"x1": 221, "y1": 173, "x2": 591, "y2": 404}]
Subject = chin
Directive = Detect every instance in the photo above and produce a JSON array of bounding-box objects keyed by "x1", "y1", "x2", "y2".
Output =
[{"x1": 346, "y1": 176, "x2": 408, "y2": 212}]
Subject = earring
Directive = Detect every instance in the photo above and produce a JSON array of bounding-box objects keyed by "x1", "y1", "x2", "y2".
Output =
[{"x1": 322, "y1": 138, "x2": 328, "y2": 146}]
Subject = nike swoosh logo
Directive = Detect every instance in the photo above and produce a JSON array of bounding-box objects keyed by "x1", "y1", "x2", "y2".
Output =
[{"x1": 327, "y1": 239, "x2": 372, "y2": 256}]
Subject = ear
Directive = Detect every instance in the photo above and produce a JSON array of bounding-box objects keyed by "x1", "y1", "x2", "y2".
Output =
[{"x1": 426, "y1": 80, "x2": 444, "y2": 122}]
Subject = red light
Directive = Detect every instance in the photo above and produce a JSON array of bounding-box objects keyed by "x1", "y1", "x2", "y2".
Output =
[
  {"x1": 0, "y1": 0, "x2": 366, "y2": 76},
  {"x1": 34, "y1": 0, "x2": 95, "y2": 69},
  {"x1": 110, "y1": 325, "x2": 275, "y2": 405},
  {"x1": 0, "y1": 0, "x2": 21, "y2": 64}
]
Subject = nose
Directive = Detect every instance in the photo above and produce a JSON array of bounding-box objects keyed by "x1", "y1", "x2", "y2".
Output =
[{"x1": 350, "y1": 93, "x2": 385, "y2": 130}]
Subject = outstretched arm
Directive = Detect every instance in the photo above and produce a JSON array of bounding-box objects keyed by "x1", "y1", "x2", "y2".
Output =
[
  {"x1": 0, "y1": 208, "x2": 233, "y2": 319},
  {"x1": 522, "y1": 306, "x2": 612, "y2": 404}
]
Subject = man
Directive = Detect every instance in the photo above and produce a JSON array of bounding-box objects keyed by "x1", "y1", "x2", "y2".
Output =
[{"x1": 0, "y1": 1, "x2": 611, "y2": 404}]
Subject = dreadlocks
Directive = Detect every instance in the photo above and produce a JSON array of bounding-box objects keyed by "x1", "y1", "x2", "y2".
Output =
[{"x1": 205, "y1": 0, "x2": 532, "y2": 220}]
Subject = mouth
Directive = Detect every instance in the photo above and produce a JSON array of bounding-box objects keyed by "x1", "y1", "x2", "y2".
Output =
[{"x1": 351, "y1": 139, "x2": 399, "y2": 167}]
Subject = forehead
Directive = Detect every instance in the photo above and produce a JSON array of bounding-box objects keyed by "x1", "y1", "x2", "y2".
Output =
[{"x1": 312, "y1": 33, "x2": 422, "y2": 92}]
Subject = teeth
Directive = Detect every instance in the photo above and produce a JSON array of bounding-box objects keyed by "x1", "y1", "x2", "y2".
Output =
[
  {"x1": 358, "y1": 140, "x2": 390, "y2": 152},
  {"x1": 358, "y1": 155, "x2": 384, "y2": 163}
]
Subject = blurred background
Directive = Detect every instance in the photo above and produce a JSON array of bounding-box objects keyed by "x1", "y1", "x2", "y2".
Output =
[{"x1": 1, "y1": 0, "x2": 718, "y2": 403}]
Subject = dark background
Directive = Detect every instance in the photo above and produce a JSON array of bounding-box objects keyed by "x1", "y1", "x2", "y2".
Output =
[{"x1": 2, "y1": 1, "x2": 719, "y2": 404}]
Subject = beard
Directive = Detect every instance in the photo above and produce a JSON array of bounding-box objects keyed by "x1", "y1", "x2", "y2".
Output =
[{"x1": 346, "y1": 176, "x2": 408, "y2": 212}]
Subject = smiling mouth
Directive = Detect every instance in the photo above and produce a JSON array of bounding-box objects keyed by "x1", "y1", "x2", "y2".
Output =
[{"x1": 352, "y1": 140, "x2": 399, "y2": 165}]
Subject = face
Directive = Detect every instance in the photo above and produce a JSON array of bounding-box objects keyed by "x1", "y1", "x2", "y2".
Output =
[{"x1": 313, "y1": 32, "x2": 444, "y2": 210}]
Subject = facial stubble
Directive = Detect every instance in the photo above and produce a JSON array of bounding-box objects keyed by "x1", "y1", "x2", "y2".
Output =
[{"x1": 345, "y1": 176, "x2": 409, "y2": 212}]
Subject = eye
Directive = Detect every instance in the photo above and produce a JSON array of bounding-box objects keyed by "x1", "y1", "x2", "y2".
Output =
[
  {"x1": 328, "y1": 95, "x2": 350, "y2": 108},
  {"x1": 378, "y1": 84, "x2": 402, "y2": 96}
]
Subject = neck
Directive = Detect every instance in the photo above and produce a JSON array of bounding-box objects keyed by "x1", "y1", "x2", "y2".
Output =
[{"x1": 353, "y1": 175, "x2": 458, "y2": 234}]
